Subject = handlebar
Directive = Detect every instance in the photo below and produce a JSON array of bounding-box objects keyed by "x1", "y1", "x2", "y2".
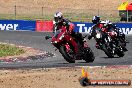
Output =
[
  {"x1": 83, "y1": 35, "x2": 87, "y2": 38},
  {"x1": 45, "y1": 35, "x2": 52, "y2": 40}
]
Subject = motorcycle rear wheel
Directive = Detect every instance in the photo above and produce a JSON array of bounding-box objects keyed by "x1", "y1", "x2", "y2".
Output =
[
  {"x1": 102, "y1": 44, "x2": 114, "y2": 58},
  {"x1": 59, "y1": 45, "x2": 75, "y2": 63}
]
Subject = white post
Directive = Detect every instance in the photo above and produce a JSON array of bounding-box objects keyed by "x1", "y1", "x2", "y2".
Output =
[{"x1": 127, "y1": 10, "x2": 129, "y2": 22}]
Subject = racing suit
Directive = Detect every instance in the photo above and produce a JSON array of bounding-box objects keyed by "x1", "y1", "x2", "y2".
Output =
[
  {"x1": 104, "y1": 23, "x2": 128, "y2": 51},
  {"x1": 88, "y1": 22, "x2": 106, "y2": 48},
  {"x1": 88, "y1": 21, "x2": 127, "y2": 51},
  {"x1": 53, "y1": 18, "x2": 84, "y2": 46},
  {"x1": 88, "y1": 21, "x2": 106, "y2": 40},
  {"x1": 105, "y1": 23, "x2": 126, "y2": 41}
]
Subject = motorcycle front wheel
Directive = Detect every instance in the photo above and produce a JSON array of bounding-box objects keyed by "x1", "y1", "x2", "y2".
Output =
[
  {"x1": 116, "y1": 46, "x2": 124, "y2": 57},
  {"x1": 59, "y1": 45, "x2": 75, "y2": 63}
]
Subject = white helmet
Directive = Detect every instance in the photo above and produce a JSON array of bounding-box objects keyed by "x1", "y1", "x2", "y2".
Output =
[
  {"x1": 100, "y1": 20, "x2": 112, "y2": 25},
  {"x1": 54, "y1": 12, "x2": 63, "y2": 23}
]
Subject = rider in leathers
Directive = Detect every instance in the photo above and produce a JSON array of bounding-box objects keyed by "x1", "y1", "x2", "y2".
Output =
[
  {"x1": 88, "y1": 16, "x2": 127, "y2": 51},
  {"x1": 88, "y1": 16, "x2": 105, "y2": 48},
  {"x1": 53, "y1": 12, "x2": 85, "y2": 46}
]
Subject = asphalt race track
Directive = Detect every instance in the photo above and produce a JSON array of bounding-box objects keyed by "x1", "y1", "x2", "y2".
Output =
[{"x1": 0, "y1": 30, "x2": 131, "y2": 69}]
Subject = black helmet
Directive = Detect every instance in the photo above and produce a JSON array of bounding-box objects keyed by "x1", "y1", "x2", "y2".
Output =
[
  {"x1": 54, "y1": 12, "x2": 63, "y2": 23},
  {"x1": 92, "y1": 16, "x2": 100, "y2": 24}
]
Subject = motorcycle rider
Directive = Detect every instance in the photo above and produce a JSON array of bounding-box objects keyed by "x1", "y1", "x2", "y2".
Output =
[
  {"x1": 53, "y1": 12, "x2": 85, "y2": 46},
  {"x1": 102, "y1": 20, "x2": 127, "y2": 43},
  {"x1": 88, "y1": 16, "x2": 105, "y2": 49},
  {"x1": 88, "y1": 16, "x2": 127, "y2": 51},
  {"x1": 88, "y1": 16, "x2": 119, "y2": 39},
  {"x1": 103, "y1": 20, "x2": 128, "y2": 51}
]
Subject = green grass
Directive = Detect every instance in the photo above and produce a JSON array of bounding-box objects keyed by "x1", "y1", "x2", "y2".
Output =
[
  {"x1": 0, "y1": 44, "x2": 25, "y2": 57},
  {"x1": 0, "y1": 13, "x2": 120, "y2": 22}
]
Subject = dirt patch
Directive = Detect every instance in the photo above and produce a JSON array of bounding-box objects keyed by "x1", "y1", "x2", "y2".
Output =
[{"x1": 0, "y1": 66, "x2": 131, "y2": 88}]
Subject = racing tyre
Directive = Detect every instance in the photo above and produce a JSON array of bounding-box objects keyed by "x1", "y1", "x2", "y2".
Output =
[
  {"x1": 59, "y1": 45, "x2": 75, "y2": 63},
  {"x1": 116, "y1": 46, "x2": 124, "y2": 57},
  {"x1": 102, "y1": 44, "x2": 114, "y2": 58}
]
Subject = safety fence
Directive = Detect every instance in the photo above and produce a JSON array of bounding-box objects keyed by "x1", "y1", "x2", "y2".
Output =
[
  {"x1": 0, "y1": 5, "x2": 121, "y2": 22},
  {"x1": 0, "y1": 20, "x2": 132, "y2": 35}
]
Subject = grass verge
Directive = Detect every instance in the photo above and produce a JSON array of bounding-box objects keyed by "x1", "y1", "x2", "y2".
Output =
[
  {"x1": 0, "y1": 44, "x2": 25, "y2": 57},
  {"x1": 0, "y1": 14, "x2": 120, "y2": 22}
]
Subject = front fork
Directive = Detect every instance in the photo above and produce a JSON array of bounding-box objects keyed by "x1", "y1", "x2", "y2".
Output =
[{"x1": 65, "y1": 36, "x2": 79, "y2": 53}]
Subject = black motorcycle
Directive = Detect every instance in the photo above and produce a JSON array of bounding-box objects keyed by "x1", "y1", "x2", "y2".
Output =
[{"x1": 90, "y1": 28, "x2": 125, "y2": 58}]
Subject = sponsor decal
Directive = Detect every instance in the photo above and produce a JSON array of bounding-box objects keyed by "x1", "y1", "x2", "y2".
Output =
[
  {"x1": 76, "y1": 24, "x2": 92, "y2": 33},
  {"x1": 119, "y1": 28, "x2": 132, "y2": 34},
  {"x1": 74, "y1": 22, "x2": 132, "y2": 34},
  {"x1": 0, "y1": 20, "x2": 36, "y2": 31},
  {"x1": 0, "y1": 24, "x2": 18, "y2": 30}
]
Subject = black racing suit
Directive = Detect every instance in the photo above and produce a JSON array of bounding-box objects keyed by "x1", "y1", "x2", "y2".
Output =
[
  {"x1": 88, "y1": 23, "x2": 107, "y2": 49},
  {"x1": 88, "y1": 23, "x2": 104, "y2": 39},
  {"x1": 105, "y1": 23, "x2": 126, "y2": 41},
  {"x1": 105, "y1": 23, "x2": 127, "y2": 51},
  {"x1": 89, "y1": 22, "x2": 126, "y2": 40},
  {"x1": 53, "y1": 19, "x2": 84, "y2": 46}
]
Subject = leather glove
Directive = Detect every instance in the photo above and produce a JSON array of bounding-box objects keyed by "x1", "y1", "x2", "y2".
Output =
[
  {"x1": 88, "y1": 35, "x2": 92, "y2": 40},
  {"x1": 45, "y1": 36, "x2": 51, "y2": 40}
]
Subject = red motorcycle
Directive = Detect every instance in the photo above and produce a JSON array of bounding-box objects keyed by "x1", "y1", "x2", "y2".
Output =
[{"x1": 45, "y1": 23, "x2": 95, "y2": 63}]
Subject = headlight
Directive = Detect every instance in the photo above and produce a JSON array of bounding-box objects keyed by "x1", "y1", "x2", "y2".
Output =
[
  {"x1": 51, "y1": 41, "x2": 57, "y2": 44},
  {"x1": 54, "y1": 41, "x2": 57, "y2": 43},
  {"x1": 96, "y1": 33, "x2": 101, "y2": 39}
]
